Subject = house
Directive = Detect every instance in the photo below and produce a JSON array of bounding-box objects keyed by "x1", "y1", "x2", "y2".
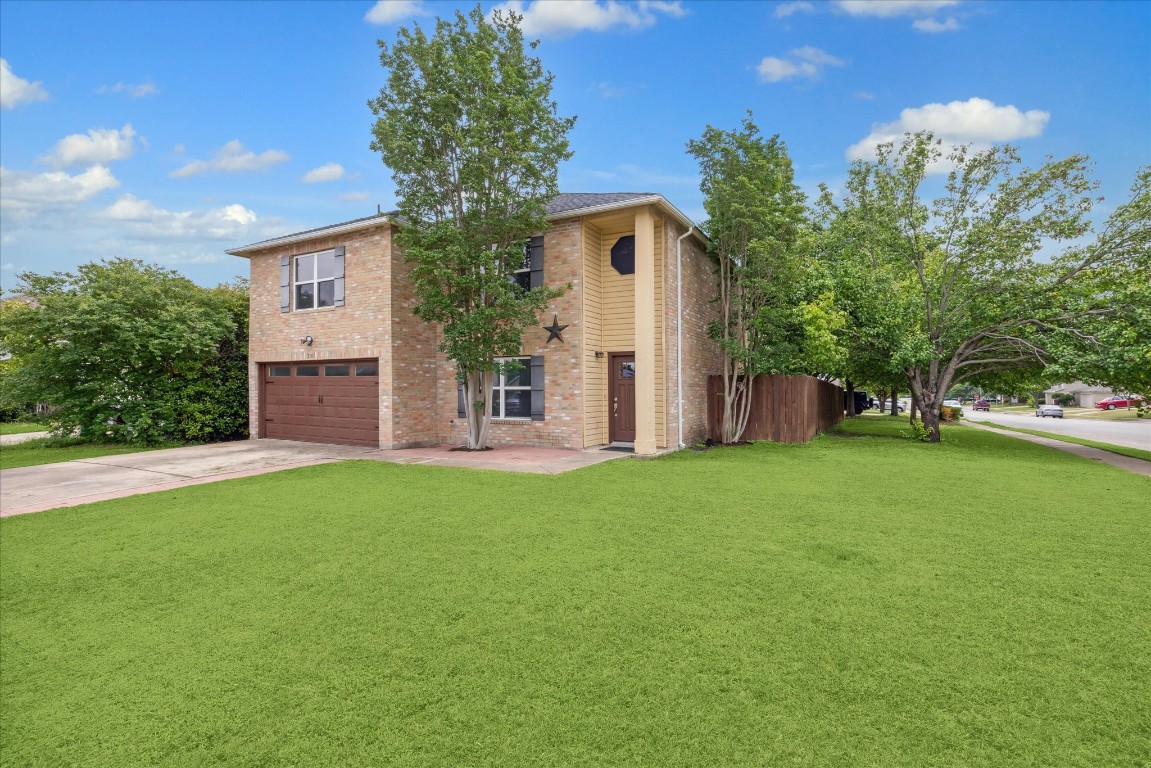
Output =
[
  {"x1": 226, "y1": 193, "x2": 720, "y2": 455},
  {"x1": 1044, "y1": 381, "x2": 1114, "y2": 408}
]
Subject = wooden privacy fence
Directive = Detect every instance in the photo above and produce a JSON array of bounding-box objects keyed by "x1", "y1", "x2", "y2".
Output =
[{"x1": 707, "y1": 374, "x2": 844, "y2": 444}]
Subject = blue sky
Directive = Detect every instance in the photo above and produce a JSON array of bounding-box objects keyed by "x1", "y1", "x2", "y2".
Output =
[{"x1": 1, "y1": 0, "x2": 1147, "y2": 289}]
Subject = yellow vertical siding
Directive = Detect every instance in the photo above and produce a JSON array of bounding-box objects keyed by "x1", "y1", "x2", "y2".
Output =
[
  {"x1": 594, "y1": 220, "x2": 666, "y2": 448},
  {"x1": 582, "y1": 222, "x2": 605, "y2": 447}
]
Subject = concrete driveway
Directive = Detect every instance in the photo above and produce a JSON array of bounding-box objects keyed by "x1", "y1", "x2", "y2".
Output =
[
  {"x1": 0, "y1": 439, "x2": 631, "y2": 517},
  {"x1": 1, "y1": 440, "x2": 378, "y2": 517}
]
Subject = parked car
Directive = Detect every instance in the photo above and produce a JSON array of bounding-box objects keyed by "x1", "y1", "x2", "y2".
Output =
[
  {"x1": 1036, "y1": 404, "x2": 1064, "y2": 418},
  {"x1": 973, "y1": 400, "x2": 991, "y2": 411},
  {"x1": 1095, "y1": 396, "x2": 1144, "y2": 410},
  {"x1": 943, "y1": 399, "x2": 962, "y2": 408}
]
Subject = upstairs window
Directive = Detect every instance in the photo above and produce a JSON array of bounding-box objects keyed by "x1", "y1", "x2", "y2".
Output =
[
  {"x1": 511, "y1": 244, "x2": 532, "y2": 293},
  {"x1": 281, "y1": 247, "x2": 344, "y2": 312}
]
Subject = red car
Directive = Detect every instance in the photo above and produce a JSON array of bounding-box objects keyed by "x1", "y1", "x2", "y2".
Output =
[
  {"x1": 1095, "y1": 396, "x2": 1144, "y2": 410},
  {"x1": 973, "y1": 400, "x2": 991, "y2": 411}
]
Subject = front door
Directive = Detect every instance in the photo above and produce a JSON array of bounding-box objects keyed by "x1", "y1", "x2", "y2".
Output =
[{"x1": 609, "y1": 353, "x2": 636, "y2": 443}]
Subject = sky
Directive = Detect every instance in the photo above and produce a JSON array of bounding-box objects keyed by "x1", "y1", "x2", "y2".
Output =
[{"x1": 1, "y1": 0, "x2": 1148, "y2": 290}]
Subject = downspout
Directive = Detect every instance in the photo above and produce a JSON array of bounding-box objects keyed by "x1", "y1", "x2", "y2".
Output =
[{"x1": 676, "y1": 226, "x2": 694, "y2": 449}]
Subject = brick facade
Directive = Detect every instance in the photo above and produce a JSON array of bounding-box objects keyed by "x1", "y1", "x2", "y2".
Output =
[{"x1": 238, "y1": 200, "x2": 721, "y2": 451}]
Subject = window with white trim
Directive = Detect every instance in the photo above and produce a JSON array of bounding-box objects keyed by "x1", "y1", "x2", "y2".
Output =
[
  {"x1": 294, "y1": 249, "x2": 341, "y2": 310},
  {"x1": 492, "y1": 357, "x2": 532, "y2": 419}
]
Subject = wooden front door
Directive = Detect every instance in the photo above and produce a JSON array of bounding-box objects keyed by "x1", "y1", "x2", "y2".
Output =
[{"x1": 609, "y1": 353, "x2": 636, "y2": 443}]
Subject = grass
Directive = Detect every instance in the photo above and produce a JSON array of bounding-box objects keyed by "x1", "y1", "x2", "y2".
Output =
[
  {"x1": 0, "y1": 436, "x2": 179, "y2": 470},
  {"x1": 0, "y1": 422, "x2": 47, "y2": 435},
  {"x1": 979, "y1": 420, "x2": 1151, "y2": 462},
  {"x1": 2, "y1": 418, "x2": 1148, "y2": 767}
]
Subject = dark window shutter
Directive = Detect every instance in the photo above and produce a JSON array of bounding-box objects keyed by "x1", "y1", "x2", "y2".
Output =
[
  {"x1": 279, "y1": 255, "x2": 291, "y2": 312},
  {"x1": 333, "y1": 246, "x2": 345, "y2": 307},
  {"x1": 528, "y1": 235, "x2": 544, "y2": 289},
  {"x1": 457, "y1": 382, "x2": 466, "y2": 418},
  {"x1": 530, "y1": 355, "x2": 544, "y2": 421}
]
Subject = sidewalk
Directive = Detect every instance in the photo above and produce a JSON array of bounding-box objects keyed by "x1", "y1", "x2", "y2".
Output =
[{"x1": 965, "y1": 422, "x2": 1151, "y2": 477}]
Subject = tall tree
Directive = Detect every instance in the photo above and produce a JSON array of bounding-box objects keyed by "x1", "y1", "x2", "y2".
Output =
[
  {"x1": 1042, "y1": 167, "x2": 1151, "y2": 395},
  {"x1": 686, "y1": 115, "x2": 809, "y2": 443},
  {"x1": 830, "y1": 133, "x2": 1141, "y2": 442},
  {"x1": 0, "y1": 259, "x2": 248, "y2": 444},
  {"x1": 369, "y1": 5, "x2": 574, "y2": 449}
]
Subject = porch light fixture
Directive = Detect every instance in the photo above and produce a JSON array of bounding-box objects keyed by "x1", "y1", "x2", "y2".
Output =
[
  {"x1": 595, "y1": 350, "x2": 605, "y2": 359},
  {"x1": 299, "y1": 335, "x2": 313, "y2": 346}
]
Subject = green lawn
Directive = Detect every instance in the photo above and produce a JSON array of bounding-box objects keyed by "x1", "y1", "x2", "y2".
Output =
[
  {"x1": 2, "y1": 419, "x2": 1148, "y2": 767},
  {"x1": 0, "y1": 437, "x2": 178, "y2": 470},
  {"x1": 0, "y1": 422, "x2": 47, "y2": 435},
  {"x1": 980, "y1": 420, "x2": 1151, "y2": 462}
]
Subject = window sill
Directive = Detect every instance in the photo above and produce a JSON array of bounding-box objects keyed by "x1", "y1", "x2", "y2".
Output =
[
  {"x1": 291, "y1": 305, "x2": 339, "y2": 314},
  {"x1": 491, "y1": 418, "x2": 532, "y2": 424}
]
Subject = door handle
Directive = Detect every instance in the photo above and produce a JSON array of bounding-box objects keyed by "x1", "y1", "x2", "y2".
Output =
[{"x1": 318, "y1": 393, "x2": 324, "y2": 405}]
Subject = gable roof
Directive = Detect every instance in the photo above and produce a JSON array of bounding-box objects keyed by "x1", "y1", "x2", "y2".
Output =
[
  {"x1": 226, "y1": 213, "x2": 394, "y2": 256},
  {"x1": 545, "y1": 192, "x2": 659, "y2": 216},
  {"x1": 227, "y1": 193, "x2": 703, "y2": 256}
]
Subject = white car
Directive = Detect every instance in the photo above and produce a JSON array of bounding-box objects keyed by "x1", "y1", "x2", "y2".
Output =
[
  {"x1": 1036, "y1": 404, "x2": 1064, "y2": 418},
  {"x1": 943, "y1": 399, "x2": 963, "y2": 408}
]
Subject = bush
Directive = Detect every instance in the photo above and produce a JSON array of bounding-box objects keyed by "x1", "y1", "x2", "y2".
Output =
[
  {"x1": 906, "y1": 420, "x2": 930, "y2": 442},
  {"x1": 1053, "y1": 392, "x2": 1077, "y2": 407},
  {"x1": 0, "y1": 260, "x2": 249, "y2": 445},
  {"x1": 940, "y1": 405, "x2": 962, "y2": 422}
]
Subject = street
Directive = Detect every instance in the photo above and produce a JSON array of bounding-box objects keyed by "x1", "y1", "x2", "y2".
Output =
[{"x1": 964, "y1": 408, "x2": 1151, "y2": 451}]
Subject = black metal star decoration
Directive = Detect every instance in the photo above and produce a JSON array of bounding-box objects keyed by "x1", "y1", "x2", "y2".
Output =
[{"x1": 543, "y1": 314, "x2": 568, "y2": 344}]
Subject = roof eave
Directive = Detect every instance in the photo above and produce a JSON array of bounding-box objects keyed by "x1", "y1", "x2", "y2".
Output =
[
  {"x1": 226, "y1": 215, "x2": 394, "y2": 257},
  {"x1": 547, "y1": 195, "x2": 706, "y2": 244}
]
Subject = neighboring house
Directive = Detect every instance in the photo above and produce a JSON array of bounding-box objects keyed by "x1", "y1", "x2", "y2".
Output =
[
  {"x1": 1044, "y1": 381, "x2": 1113, "y2": 408},
  {"x1": 227, "y1": 193, "x2": 720, "y2": 455}
]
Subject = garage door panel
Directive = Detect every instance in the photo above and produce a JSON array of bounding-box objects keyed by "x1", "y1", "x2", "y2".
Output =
[{"x1": 262, "y1": 360, "x2": 379, "y2": 447}]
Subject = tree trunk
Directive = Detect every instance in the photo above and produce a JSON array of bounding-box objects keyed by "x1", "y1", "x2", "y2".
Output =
[
  {"x1": 890, "y1": 389, "x2": 899, "y2": 417},
  {"x1": 844, "y1": 379, "x2": 856, "y2": 418},
  {"x1": 462, "y1": 367, "x2": 494, "y2": 450}
]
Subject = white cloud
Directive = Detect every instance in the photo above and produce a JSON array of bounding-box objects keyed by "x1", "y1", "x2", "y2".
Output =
[
  {"x1": 854, "y1": 90, "x2": 876, "y2": 100},
  {"x1": 364, "y1": 0, "x2": 427, "y2": 24},
  {"x1": 846, "y1": 97, "x2": 1051, "y2": 169},
  {"x1": 171, "y1": 140, "x2": 290, "y2": 178},
  {"x1": 775, "y1": 1, "x2": 814, "y2": 18},
  {"x1": 913, "y1": 16, "x2": 960, "y2": 32},
  {"x1": 0, "y1": 59, "x2": 49, "y2": 109},
  {"x1": 41, "y1": 124, "x2": 138, "y2": 169},
  {"x1": 339, "y1": 191, "x2": 371, "y2": 202},
  {"x1": 835, "y1": 0, "x2": 959, "y2": 18},
  {"x1": 0, "y1": 165, "x2": 120, "y2": 218},
  {"x1": 103, "y1": 194, "x2": 258, "y2": 241},
  {"x1": 492, "y1": 0, "x2": 687, "y2": 37},
  {"x1": 98, "y1": 81, "x2": 158, "y2": 98},
  {"x1": 757, "y1": 46, "x2": 845, "y2": 83},
  {"x1": 302, "y1": 163, "x2": 346, "y2": 183}
]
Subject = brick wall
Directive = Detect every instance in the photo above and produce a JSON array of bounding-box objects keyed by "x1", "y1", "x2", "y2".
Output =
[
  {"x1": 663, "y1": 218, "x2": 722, "y2": 448},
  {"x1": 245, "y1": 223, "x2": 393, "y2": 441},
  {"x1": 435, "y1": 217, "x2": 587, "y2": 449}
]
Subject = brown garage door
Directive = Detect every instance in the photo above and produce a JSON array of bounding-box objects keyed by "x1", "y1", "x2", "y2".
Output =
[{"x1": 261, "y1": 361, "x2": 379, "y2": 447}]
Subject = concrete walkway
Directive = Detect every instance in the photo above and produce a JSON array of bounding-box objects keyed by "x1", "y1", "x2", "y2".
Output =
[
  {"x1": 965, "y1": 421, "x2": 1151, "y2": 477},
  {"x1": 0, "y1": 439, "x2": 632, "y2": 518}
]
